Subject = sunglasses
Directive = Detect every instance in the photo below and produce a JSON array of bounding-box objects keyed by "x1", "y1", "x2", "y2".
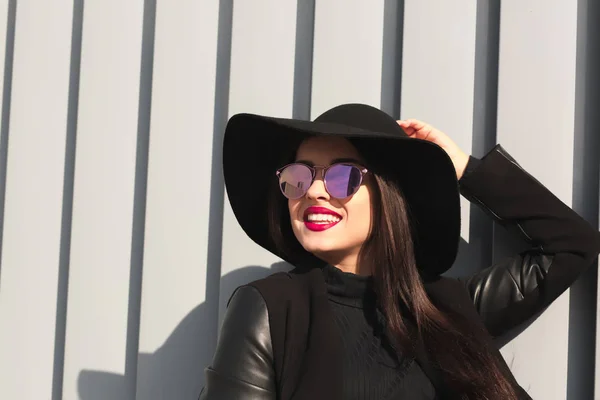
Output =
[{"x1": 276, "y1": 162, "x2": 369, "y2": 200}]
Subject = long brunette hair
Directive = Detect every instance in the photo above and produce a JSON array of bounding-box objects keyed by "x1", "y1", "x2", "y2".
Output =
[{"x1": 267, "y1": 151, "x2": 519, "y2": 399}]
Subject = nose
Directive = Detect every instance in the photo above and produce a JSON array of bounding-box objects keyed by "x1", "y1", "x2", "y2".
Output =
[{"x1": 305, "y1": 176, "x2": 329, "y2": 200}]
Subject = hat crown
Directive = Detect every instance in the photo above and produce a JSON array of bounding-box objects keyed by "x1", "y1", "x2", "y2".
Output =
[{"x1": 314, "y1": 103, "x2": 408, "y2": 137}]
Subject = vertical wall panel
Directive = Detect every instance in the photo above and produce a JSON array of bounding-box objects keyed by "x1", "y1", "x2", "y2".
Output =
[
  {"x1": 61, "y1": 2, "x2": 145, "y2": 400},
  {"x1": 400, "y1": 0, "x2": 478, "y2": 272},
  {"x1": 0, "y1": 0, "x2": 8, "y2": 135},
  {"x1": 0, "y1": 0, "x2": 11, "y2": 271},
  {"x1": 597, "y1": 226, "x2": 600, "y2": 399},
  {"x1": 218, "y1": 0, "x2": 299, "y2": 321},
  {"x1": 227, "y1": 1, "x2": 297, "y2": 118},
  {"x1": 585, "y1": 0, "x2": 600, "y2": 396},
  {"x1": 0, "y1": 2, "x2": 74, "y2": 399},
  {"x1": 569, "y1": 0, "x2": 600, "y2": 397},
  {"x1": 310, "y1": 0, "x2": 386, "y2": 118},
  {"x1": 135, "y1": 1, "x2": 220, "y2": 398},
  {"x1": 495, "y1": 2, "x2": 579, "y2": 398}
]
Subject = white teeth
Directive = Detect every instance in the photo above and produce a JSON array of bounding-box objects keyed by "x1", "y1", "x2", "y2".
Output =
[{"x1": 306, "y1": 213, "x2": 341, "y2": 223}]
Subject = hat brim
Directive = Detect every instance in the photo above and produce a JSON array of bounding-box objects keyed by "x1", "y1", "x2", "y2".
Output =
[{"x1": 223, "y1": 111, "x2": 461, "y2": 277}]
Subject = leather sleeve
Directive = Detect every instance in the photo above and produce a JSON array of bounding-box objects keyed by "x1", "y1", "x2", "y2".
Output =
[
  {"x1": 199, "y1": 286, "x2": 276, "y2": 400},
  {"x1": 458, "y1": 144, "x2": 600, "y2": 338}
]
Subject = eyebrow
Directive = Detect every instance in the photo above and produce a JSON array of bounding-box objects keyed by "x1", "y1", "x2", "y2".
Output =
[{"x1": 295, "y1": 157, "x2": 363, "y2": 166}]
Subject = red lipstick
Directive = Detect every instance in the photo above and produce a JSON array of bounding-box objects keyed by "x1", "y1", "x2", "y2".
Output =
[{"x1": 303, "y1": 206, "x2": 342, "y2": 232}]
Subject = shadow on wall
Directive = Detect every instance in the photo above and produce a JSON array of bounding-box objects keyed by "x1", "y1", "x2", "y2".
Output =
[{"x1": 77, "y1": 262, "x2": 291, "y2": 400}]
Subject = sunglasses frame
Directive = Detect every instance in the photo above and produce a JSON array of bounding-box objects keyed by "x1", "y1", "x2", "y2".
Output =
[{"x1": 275, "y1": 162, "x2": 369, "y2": 200}]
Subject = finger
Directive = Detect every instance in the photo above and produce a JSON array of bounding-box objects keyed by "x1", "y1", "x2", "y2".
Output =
[
  {"x1": 398, "y1": 120, "x2": 425, "y2": 139},
  {"x1": 415, "y1": 129, "x2": 433, "y2": 141},
  {"x1": 405, "y1": 119, "x2": 428, "y2": 130},
  {"x1": 407, "y1": 128, "x2": 433, "y2": 141},
  {"x1": 406, "y1": 120, "x2": 434, "y2": 136},
  {"x1": 398, "y1": 125, "x2": 417, "y2": 137}
]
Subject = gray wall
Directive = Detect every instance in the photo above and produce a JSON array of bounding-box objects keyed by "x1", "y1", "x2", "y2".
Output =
[{"x1": 0, "y1": 1, "x2": 598, "y2": 399}]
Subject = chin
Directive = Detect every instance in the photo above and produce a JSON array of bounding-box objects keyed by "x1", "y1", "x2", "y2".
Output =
[
  {"x1": 293, "y1": 225, "x2": 352, "y2": 259},
  {"x1": 298, "y1": 239, "x2": 345, "y2": 260},
  {"x1": 299, "y1": 241, "x2": 336, "y2": 255}
]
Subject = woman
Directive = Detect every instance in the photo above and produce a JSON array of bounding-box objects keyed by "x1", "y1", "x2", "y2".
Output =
[{"x1": 199, "y1": 104, "x2": 600, "y2": 399}]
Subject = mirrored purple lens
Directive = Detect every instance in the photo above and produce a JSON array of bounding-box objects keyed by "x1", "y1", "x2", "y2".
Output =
[
  {"x1": 325, "y1": 164, "x2": 363, "y2": 198},
  {"x1": 279, "y1": 164, "x2": 313, "y2": 199}
]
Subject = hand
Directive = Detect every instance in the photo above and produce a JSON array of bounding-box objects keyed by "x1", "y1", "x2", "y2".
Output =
[{"x1": 397, "y1": 119, "x2": 470, "y2": 180}]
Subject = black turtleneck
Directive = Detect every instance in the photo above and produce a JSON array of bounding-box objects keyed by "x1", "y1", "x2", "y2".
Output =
[
  {"x1": 321, "y1": 264, "x2": 436, "y2": 400},
  {"x1": 314, "y1": 157, "x2": 483, "y2": 399}
]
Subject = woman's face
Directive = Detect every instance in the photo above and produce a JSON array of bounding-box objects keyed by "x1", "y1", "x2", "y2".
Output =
[{"x1": 288, "y1": 136, "x2": 373, "y2": 269}]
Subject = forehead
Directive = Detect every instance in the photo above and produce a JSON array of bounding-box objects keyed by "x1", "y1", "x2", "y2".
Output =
[{"x1": 295, "y1": 136, "x2": 364, "y2": 164}]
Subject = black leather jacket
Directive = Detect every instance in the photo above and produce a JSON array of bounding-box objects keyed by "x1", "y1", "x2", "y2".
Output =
[{"x1": 200, "y1": 145, "x2": 600, "y2": 399}]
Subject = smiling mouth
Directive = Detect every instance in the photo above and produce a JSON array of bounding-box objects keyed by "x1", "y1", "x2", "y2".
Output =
[
  {"x1": 306, "y1": 213, "x2": 341, "y2": 223},
  {"x1": 303, "y1": 207, "x2": 342, "y2": 232}
]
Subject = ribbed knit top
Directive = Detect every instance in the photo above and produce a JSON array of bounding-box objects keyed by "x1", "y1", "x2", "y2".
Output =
[{"x1": 321, "y1": 264, "x2": 436, "y2": 400}]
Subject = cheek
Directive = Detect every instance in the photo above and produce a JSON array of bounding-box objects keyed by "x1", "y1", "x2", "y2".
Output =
[
  {"x1": 288, "y1": 199, "x2": 299, "y2": 218},
  {"x1": 288, "y1": 199, "x2": 302, "y2": 228},
  {"x1": 348, "y1": 190, "x2": 372, "y2": 235},
  {"x1": 288, "y1": 199, "x2": 306, "y2": 243}
]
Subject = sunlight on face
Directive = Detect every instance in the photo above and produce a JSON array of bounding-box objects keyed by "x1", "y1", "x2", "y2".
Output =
[{"x1": 288, "y1": 136, "x2": 372, "y2": 269}]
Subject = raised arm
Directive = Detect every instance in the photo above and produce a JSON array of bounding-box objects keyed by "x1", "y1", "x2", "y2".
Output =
[
  {"x1": 458, "y1": 144, "x2": 600, "y2": 337},
  {"x1": 199, "y1": 286, "x2": 276, "y2": 400}
]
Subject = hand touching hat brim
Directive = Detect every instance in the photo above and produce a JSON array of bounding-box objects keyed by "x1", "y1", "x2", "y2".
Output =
[{"x1": 397, "y1": 119, "x2": 470, "y2": 180}]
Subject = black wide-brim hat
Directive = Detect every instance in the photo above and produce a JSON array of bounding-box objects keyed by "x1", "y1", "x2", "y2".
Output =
[{"x1": 223, "y1": 103, "x2": 461, "y2": 277}]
